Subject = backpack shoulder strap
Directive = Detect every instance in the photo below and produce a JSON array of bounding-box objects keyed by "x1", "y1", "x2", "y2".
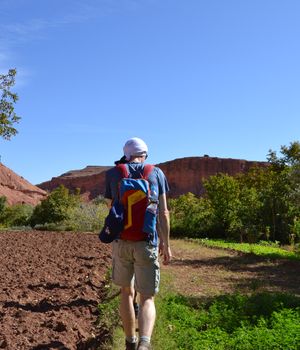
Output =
[
  {"x1": 142, "y1": 164, "x2": 155, "y2": 180},
  {"x1": 116, "y1": 164, "x2": 129, "y2": 178},
  {"x1": 116, "y1": 163, "x2": 154, "y2": 180}
]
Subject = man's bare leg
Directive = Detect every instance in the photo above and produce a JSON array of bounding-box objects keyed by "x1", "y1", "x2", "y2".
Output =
[
  {"x1": 138, "y1": 294, "x2": 156, "y2": 338},
  {"x1": 120, "y1": 286, "x2": 136, "y2": 337}
]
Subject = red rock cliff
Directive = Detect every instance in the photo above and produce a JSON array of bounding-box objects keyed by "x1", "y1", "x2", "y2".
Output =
[
  {"x1": 38, "y1": 157, "x2": 268, "y2": 199},
  {"x1": 157, "y1": 157, "x2": 268, "y2": 197},
  {"x1": 0, "y1": 163, "x2": 47, "y2": 205}
]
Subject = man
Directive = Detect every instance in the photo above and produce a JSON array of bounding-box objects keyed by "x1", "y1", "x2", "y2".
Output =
[{"x1": 105, "y1": 137, "x2": 172, "y2": 350}]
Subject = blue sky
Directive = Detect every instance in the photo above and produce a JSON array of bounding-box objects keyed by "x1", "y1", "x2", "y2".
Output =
[{"x1": 0, "y1": 0, "x2": 300, "y2": 184}]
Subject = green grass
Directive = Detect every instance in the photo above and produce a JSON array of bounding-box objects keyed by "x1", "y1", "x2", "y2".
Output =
[
  {"x1": 193, "y1": 238, "x2": 300, "y2": 260},
  {"x1": 153, "y1": 288, "x2": 300, "y2": 350},
  {"x1": 99, "y1": 239, "x2": 300, "y2": 349},
  {"x1": 152, "y1": 271, "x2": 179, "y2": 350}
]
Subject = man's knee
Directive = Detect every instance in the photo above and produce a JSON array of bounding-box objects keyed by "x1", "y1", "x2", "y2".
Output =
[
  {"x1": 139, "y1": 294, "x2": 155, "y2": 305},
  {"x1": 121, "y1": 286, "x2": 135, "y2": 298}
]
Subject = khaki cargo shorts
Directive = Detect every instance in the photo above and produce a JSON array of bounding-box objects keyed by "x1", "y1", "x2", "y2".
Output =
[{"x1": 112, "y1": 240, "x2": 160, "y2": 295}]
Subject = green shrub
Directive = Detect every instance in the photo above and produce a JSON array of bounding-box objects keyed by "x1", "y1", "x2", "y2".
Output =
[
  {"x1": 231, "y1": 308, "x2": 300, "y2": 349},
  {"x1": 258, "y1": 240, "x2": 280, "y2": 248},
  {"x1": 156, "y1": 293, "x2": 300, "y2": 350},
  {"x1": 0, "y1": 196, "x2": 6, "y2": 215},
  {"x1": 63, "y1": 202, "x2": 108, "y2": 232},
  {"x1": 195, "y1": 238, "x2": 300, "y2": 260},
  {"x1": 29, "y1": 186, "x2": 108, "y2": 231},
  {"x1": 0, "y1": 201, "x2": 33, "y2": 228},
  {"x1": 97, "y1": 268, "x2": 121, "y2": 348}
]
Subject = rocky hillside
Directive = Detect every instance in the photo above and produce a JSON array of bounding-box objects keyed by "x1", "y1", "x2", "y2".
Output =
[
  {"x1": 0, "y1": 163, "x2": 47, "y2": 205},
  {"x1": 37, "y1": 166, "x2": 111, "y2": 201},
  {"x1": 38, "y1": 157, "x2": 268, "y2": 199}
]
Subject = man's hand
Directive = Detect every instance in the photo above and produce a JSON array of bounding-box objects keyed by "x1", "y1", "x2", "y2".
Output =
[{"x1": 159, "y1": 241, "x2": 172, "y2": 265}]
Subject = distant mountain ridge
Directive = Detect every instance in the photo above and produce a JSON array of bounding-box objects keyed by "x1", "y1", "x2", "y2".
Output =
[
  {"x1": 59, "y1": 166, "x2": 112, "y2": 178},
  {"x1": 37, "y1": 156, "x2": 269, "y2": 200},
  {"x1": 0, "y1": 163, "x2": 47, "y2": 205}
]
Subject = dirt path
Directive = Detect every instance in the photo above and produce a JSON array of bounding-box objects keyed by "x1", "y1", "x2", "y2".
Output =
[
  {"x1": 0, "y1": 231, "x2": 112, "y2": 350},
  {"x1": 1, "y1": 234, "x2": 299, "y2": 350},
  {"x1": 162, "y1": 239, "x2": 300, "y2": 297}
]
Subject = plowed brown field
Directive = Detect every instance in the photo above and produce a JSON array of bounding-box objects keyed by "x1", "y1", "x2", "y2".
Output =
[{"x1": 0, "y1": 231, "x2": 112, "y2": 350}]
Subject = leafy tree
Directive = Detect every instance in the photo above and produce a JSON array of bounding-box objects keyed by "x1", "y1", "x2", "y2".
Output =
[
  {"x1": 265, "y1": 142, "x2": 300, "y2": 242},
  {"x1": 235, "y1": 184, "x2": 262, "y2": 242},
  {"x1": 30, "y1": 185, "x2": 80, "y2": 227},
  {"x1": 268, "y1": 141, "x2": 300, "y2": 168},
  {"x1": 169, "y1": 141, "x2": 300, "y2": 244},
  {"x1": 0, "y1": 69, "x2": 20, "y2": 140},
  {"x1": 169, "y1": 193, "x2": 213, "y2": 237},
  {"x1": 288, "y1": 164, "x2": 300, "y2": 212},
  {"x1": 238, "y1": 167, "x2": 283, "y2": 241},
  {"x1": 204, "y1": 174, "x2": 242, "y2": 239}
]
